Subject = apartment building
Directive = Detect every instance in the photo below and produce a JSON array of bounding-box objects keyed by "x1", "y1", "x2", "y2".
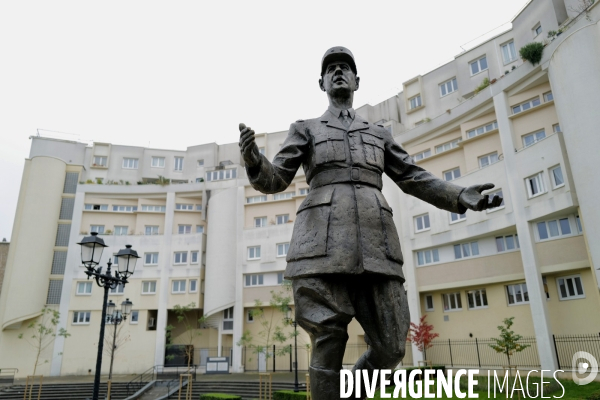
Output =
[
  {"x1": 0, "y1": 240, "x2": 8, "y2": 297},
  {"x1": 1, "y1": 0, "x2": 600, "y2": 377}
]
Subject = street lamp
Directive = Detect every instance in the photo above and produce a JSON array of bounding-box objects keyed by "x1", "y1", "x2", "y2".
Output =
[
  {"x1": 285, "y1": 306, "x2": 299, "y2": 393},
  {"x1": 77, "y1": 233, "x2": 139, "y2": 400},
  {"x1": 106, "y1": 298, "x2": 133, "y2": 380}
]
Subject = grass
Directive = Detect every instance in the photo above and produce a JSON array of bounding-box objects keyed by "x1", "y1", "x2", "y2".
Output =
[{"x1": 368, "y1": 376, "x2": 600, "y2": 399}]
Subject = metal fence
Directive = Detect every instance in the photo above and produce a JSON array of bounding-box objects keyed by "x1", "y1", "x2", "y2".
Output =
[{"x1": 553, "y1": 333, "x2": 600, "y2": 370}]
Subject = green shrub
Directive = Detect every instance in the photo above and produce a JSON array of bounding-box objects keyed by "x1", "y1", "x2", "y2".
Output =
[
  {"x1": 273, "y1": 390, "x2": 309, "y2": 400},
  {"x1": 199, "y1": 394, "x2": 241, "y2": 400},
  {"x1": 474, "y1": 77, "x2": 490, "y2": 94},
  {"x1": 519, "y1": 42, "x2": 545, "y2": 65}
]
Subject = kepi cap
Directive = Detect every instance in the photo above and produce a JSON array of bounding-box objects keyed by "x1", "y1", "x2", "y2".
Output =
[{"x1": 321, "y1": 46, "x2": 357, "y2": 76}]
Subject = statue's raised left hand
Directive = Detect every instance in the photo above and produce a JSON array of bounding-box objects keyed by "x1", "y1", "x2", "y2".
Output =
[{"x1": 459, "y1": 183, "x2": 503, "y2": 212}]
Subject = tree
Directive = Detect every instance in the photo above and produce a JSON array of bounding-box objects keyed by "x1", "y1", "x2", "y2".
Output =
[
  {"x1": 407, "y1": 315, "x2": 439, "y2": 361},
  {"x1": 18, "y1": 307, "x2": 70, "y2": 375},
  {"x1": 103, "y1": 320, "x2": 131, "y2": 380},
  {"x1": 236, "y1": 290, "x2": 292, "y2": 370},
  {"x1": 489, "y1": 317, "x2": 530, "y2": 367},
  {"x1": 166, "y1": 302, "x2": 205, "y2": 368}
]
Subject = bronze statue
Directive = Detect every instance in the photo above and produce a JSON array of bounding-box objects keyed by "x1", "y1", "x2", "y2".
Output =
[{"x1": 239, "y1": 46, "x2": 502, "y2": 399}]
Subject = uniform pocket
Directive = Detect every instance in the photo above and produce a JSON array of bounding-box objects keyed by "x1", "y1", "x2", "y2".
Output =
[
  {"x1": 374, "y1": 191, "x2": 404, "y2": 264},
  {"x1": 287, "y1": 186, "x2": 335, "y2": 261},
  {"x1": 314, "y1": 131, "x2": 346, "y2": 165},
  {"x1": 361, "y1": 132, "x2": 385, "y2": 170}
]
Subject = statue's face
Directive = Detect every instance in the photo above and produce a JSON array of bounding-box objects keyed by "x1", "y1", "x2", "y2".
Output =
[{"x1": 319, "y1": 61, "x2": 359, "y2": 96}]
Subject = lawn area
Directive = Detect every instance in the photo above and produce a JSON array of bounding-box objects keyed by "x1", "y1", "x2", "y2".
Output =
[{"x1": 369, "y1": 378, "x2": 600, "y2": 399}]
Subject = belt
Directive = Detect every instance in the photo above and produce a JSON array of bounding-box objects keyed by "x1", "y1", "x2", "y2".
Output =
[{"x1": 309, "y1": 167, "x2": 383, "y2": 190}]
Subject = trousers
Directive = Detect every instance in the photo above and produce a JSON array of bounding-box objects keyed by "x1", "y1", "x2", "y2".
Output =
[{"x1": 292, "y1": 274, "x2": 410, "y2": 400}]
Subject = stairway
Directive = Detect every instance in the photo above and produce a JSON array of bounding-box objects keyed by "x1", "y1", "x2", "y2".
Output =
[
  {"x1": 0, "y1": 382, "x2": 132, "y2": 400},
  {"x1": 174, "y1": 381, "x2": 305, "y2": 400}
]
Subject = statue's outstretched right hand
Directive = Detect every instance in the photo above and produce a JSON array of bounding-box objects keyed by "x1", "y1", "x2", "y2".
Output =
[{"x1": 239, "y1": 123, "x2": 261, "y2": 168}]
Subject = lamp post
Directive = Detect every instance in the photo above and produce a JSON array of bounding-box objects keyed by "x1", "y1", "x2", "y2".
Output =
[
  {"x1": 77, "y1": 232, "x2": 139, "y2": 400},
  {"x1": 106, "y1": 298, "x2": 133, "y2": 381},
  {"x1": 285, "y1": 306, "x2": 299, "y2": 392}
]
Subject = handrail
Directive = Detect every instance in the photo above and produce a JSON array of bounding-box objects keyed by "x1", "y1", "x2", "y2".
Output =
[
  {"x1": 126, "y1": 365, "x2": 198, "y2": 397},
  {"x1": 0, "y1": 368, "x2": 18, "y2": 385},
  {"x1": 126, "y1": 366, "x2": 156, "y2": 396}
]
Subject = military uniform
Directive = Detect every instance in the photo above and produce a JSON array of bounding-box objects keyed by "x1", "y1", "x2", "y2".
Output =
[{"x1": 246, "y1": 105, "x2": 467, "y2": 399}]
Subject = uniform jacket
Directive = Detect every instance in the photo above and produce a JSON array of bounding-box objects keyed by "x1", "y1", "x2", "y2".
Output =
[{"x1": 246, "y1": 109, "x2": 467, "y2": 282}]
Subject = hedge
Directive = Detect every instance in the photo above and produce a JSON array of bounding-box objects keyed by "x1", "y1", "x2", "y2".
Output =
[
  {"x1": 273, "y1": 390, "x2": 309, "y2": 400},
  {"x1": 199, "y1": 394, "x2": 242, "y2": 400}
]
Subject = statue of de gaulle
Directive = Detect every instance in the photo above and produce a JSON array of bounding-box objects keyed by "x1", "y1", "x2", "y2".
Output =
[{"x1": 239, "y1": 46, "x2": 502, "y2": 399}]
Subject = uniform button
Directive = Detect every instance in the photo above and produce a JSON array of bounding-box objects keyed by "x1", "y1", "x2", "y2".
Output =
[{"x1": 355, "y1": 184, "x2": 361, "y2": 189}]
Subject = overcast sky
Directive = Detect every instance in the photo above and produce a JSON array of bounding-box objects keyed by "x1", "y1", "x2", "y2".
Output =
[{"x1": 0, "y1": 0, "x2": 531, "y2": 241}]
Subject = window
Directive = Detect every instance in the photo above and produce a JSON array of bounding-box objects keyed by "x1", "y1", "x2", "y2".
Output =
[
  {"x1": 522, "y1": 129, "x2": 546, "y2": 147},
  {"x1": 247, "y1": 246, "x2": 261, "y2": 260},
  {"x1": 196, "y1": 204, "x2": 202, "y2": 211},
  {"x1": 113, "y1": 255, "x2": 119, "y2": 265},
  {"x1": 178, "y1": 225, "x2": 192, "y2": 234},
  {"x1": 276, "y1": 214, "x2": 289, "y2": 225},
  {"x1": 254, "y1": 217, "x2": 267, "y2": 228},
  {"x1": 506, "y1": 283, "x2": 529, "y2": 305},
  {"x1": 435, "y1": 139, "x2": 460, "y2": 154},
  {"x1": 478, "y1": 152, "x2": 499, "y2": 169},
  {"x1": 537, "y1": 218, "x2": 572, "y2": 240},
  {"x1": 496, "y1": 234, "x2": 520, "y2": 252},
  {"x1": 277, "y1": 272, "x2": 284, "y2": 284},
  {"x1": 553, "y1": 123, "x2": 561, "y2": 133},
  {"x1": 258, "y1": 147, "x2": 265, "y2": 155},
  {"x1": 501, "y1": 41, "x2": 517, "y2": 64},
  {"x1": 557, "y1": 275, "x2": 585, "y2": 300},
  {"x1": 197, "y1": 159, "x2": 204, "y2": 167},
  {"x1": 467, "y1": 289, "x2": 488, "y2": 309},
  {"x1": 130, "y1": 311, "x2": 139, "y2": 324},
  {"x1": 454, "y1": 242, "x2": 479, "y2": 259},
  {"x1": 151, "y1": 157, "x2": 165, "y2": 167},
  {"x1": 110, "y1": 282, "x2": 124, "y2": 294},
  {"x1": 533, "y1": 23, "x2": 543, "y2": 37},
  {"x1": 141, "y1": 205, "x2": 166, "y2": 212},
  {"x1": 175, "y1": 204, "x2": 194, "y2": 210},
  {"x1": 443, "y1": 167, "x2": 461, "y2": 182},
  {"x1": 246, "y1": 195, "x2": 267, "y2": 204},
  {"x1": 172, "y1": 280, "x2": 186, "y2": 294},
  {"x1": 174, "y1": 157, "x2": 184, "y2": 171},
  {"x1": 299, "y1": 188, "x2": 309, "y2": 195},
  {"x1": 114, "y1": 226, "x2": 128, "y2": 236},
  {"x1": 189, "y1": 279, "x2": 198, "y2": 293},
  {"x1": 413, "y1": 149, "x2": 431, "y2": 161},
  {"x1": 443, "y1": 292, "x2": 462, "y2": 311},
  {"x1": 144, "y1": 253, "x2": 158, "y2": 265},
  {"x1": 414, "y1": 214, "x2": 430, "y2": 232},
  {"x1": 277, "y1": 243, "x2": 290, "y2": 257},
  {"x1": 512, "y1": 97, "x2": 541, "y2": 114},
  {"x1": 470, "y1": 56, "x2": 488, "y2": 75},
  {"x1": 544, "y1": 91, "x2": 553, "y2": 102},
  {"x1": 416, "y1": 248, "x2": 439, "y2": 266},
  {"x1": 122, "y1": 158, "x2": 138, "y2": 169},
  {"x1": 439, "y1": 78, "x2": 458, "y2": 97},
  {"x1": 525, "y1": 172, "x2": 545, "y2": 198},
  {"x1": 93, "y1": 156, "x2": 107, "y2": 166},
  {"x1": 174, "y1": 251, "x2": 188, "y2": 264},
  {"x1": 206, "y1": 169, "x2": 237, "y2": 181},
  {"x1": 486, "y1": 189, "x2": 505, "y2": 211},
  {"x1": 550, "y1": 166, "x2": 564, "y2": 188},
  {"x1": 425, "y1": 295, "x2": 434, "y2": 311},
  {"x1": 247, "y1": 311, "x2": 254, "y2": 322},
  {"x1": 142, "y1": 281, "x2": 157, "y2": 294},
  {"x1": 191, "y1": 251, "x2": 199, "y2": 264},
  {"x1": 450, "y1": 212, "x2": 466, "y2": 223},
  {"x1": 145, "y1": 225, "x2": 159, "y2": 235},
  {"x1": 76, "y1": 282, "x2": 92, "y2": 295},
  {"x1": 576, "y1": 215, "x2": 583, "y2": 233},
  {"x1": 409, "y1": 95, "x2": 422, "y2": 110},
  {"x1": 91, "y1": 225, "x2": 105, "y2": 234},
  {"x1": 466, "y1": 121, "x2": 498, "y2": 139},
  {"x1": 73, "y1": 311, "x2": 91, "y2": 325},
  {"x1": 196, "y1": 225, "x2": 205, "y2": 234},
  {"x1": 112, "y1": 205, "x2": 137, "y2": 212},
  {"x1": 245, "y1": 274, "x2": 264, "y2": 286},
  {"x1": 85, "y1": 204, "x2": 109, "y2": 211},
  {"x1": 273, "y1": 192, "x2": 294, "y2": 200}
]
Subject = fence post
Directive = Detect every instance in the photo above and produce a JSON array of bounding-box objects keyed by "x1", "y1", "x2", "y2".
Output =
[
  {"x1": 290, "y1": 344, "x2": 293, "y2": 372},
  {"x1": 448, "y1": 339, "x2": 453, "y2": 367},
  {"x1": 552, "y1": 334, "x2": 561, "y2": 370},
  {"x1": 475, "y1": 338, "x2": 481, "y2": 368},
  {"x1": 273, "y1": 345, "x2": 276, "y2": 373}
]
